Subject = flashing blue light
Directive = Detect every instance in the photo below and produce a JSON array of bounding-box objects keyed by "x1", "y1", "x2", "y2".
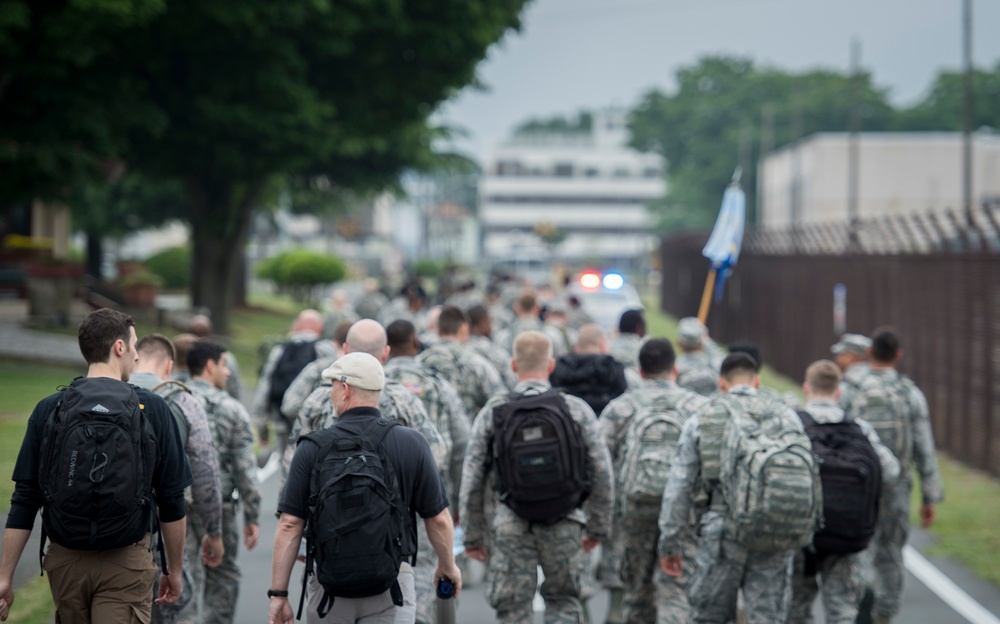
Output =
[{"x1": 602, "y1": 273, "x2": 624, "y2": 290}]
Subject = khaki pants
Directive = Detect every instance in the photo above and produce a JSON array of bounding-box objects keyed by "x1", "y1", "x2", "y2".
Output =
[
  {"x1": 304, "y1": 562, "x2": 417, "y2": 624},
  {"x1": 45, "y1": 534, "x2": 159, "y2": 624}
]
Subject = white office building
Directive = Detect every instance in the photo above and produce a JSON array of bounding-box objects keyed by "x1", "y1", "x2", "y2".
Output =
[{"x1": 479, "y1": 110, "x2": 665, "y2": 270}]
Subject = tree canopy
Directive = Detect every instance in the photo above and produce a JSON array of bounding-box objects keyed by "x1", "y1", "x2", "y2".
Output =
[{"x1": 626, "y1": 56, "x2": 1000, "y2": 232}]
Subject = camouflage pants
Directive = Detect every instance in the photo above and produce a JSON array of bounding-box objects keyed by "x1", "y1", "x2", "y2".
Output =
[
  {"x1": 155, "y1": 503, "x2": 207, "y2": 624},
  {"x1": 414, "y1": 520, "x2": 437, "y2": 624},
  {"x1": 595, "y1": 510, "x2": 624, "y2": 591},
  {"x1": 870, "y1": 480, "x2": 912, "y2": 619},
  {"x1": 789, "y1": 550, "x2": 865, "y2": 624},
  {"x1": 203, "y1": 504, "x2": 242, "y2": 624},
  {"x1": 485, "y1": 514, "x2": 588, "y2": 624},
  {"x1": 620, "y1": 515, "x2": 696, "y2": 624},
  {"x1": 687, "y1": 514, "x2": 793, "y2": 624}
]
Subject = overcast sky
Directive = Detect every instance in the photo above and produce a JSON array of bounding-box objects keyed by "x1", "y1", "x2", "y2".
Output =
[{"x1": 437, "y1": 0, "x2": 1000, "y2": 159}]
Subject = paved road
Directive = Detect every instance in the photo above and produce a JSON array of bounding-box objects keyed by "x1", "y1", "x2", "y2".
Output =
[{"x1": 230, "y1": 456, "x2": 1000, "y2": 624}]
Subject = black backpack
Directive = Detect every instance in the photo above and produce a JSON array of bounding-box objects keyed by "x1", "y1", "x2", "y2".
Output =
[
  {"x1": 550, "y1": 353, "x2": 628, "y2": 416},
  {"x1": 797, "y1": 410, "x2": 882, "y2": 555},
  {"x1": 267, "y1": 340, "x2": 318, "y2": 417},
  {"x1": 491, "y1": 389, "x2": 591, "y2": 524},
  {"x1": 299, "y1": 418, "x2": 409, "y2": 619},
  {"x1": 38, "y1": 378, "x2": 158, "y2": 552}
]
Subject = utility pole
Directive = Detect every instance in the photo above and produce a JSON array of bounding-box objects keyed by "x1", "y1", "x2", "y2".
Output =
[
  {"x1": 848, "y1": 38, "x2": 862, "y2": 252},
  {"x1": 790, "y1": 91, "x2": 804, "y2": 252},
  {"x1": 962, "y1": 0, "x2": 975, "y2": 229},
  {"x1": 758, "y1": 104, "x2": 775, "y2": 227}
]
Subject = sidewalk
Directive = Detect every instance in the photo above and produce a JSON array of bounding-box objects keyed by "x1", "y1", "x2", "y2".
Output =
[{"x1": 0, "y1": 299, "x2": 87, "y2": 366}]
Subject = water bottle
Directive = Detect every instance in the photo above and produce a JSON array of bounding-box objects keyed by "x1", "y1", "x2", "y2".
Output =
[{"x1": 436, "y1": 576, "x2": 455, "y2": 600}]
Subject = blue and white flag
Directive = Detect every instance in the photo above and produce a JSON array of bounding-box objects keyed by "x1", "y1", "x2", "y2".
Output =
[{"x1": 702, "y1": 184, "x2": 746, "y2": 302}]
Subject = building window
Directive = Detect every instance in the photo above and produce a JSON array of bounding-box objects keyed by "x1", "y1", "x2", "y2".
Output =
[{"x1": 554, "y1": 162, "x2": 574, "y2": 177}]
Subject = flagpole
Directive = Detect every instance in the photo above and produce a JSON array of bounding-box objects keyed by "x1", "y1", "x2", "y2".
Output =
[{"x1": 697, "y1": 269, "x2": 717, "y2": 324}]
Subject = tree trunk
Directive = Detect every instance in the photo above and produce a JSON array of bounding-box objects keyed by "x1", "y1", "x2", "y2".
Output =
[
  {"x1": 85, "y1": 229, "x2": 103, "y2": 279},
  {"x1": 186, "y1": 179, "x2": 261, "y2": 338}
]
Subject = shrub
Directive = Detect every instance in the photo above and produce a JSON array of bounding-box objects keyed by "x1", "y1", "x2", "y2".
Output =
[
  {"x1": 145, "y1": 246, "x2": 190, "y2": 289},
  {"x1": 256, "y1": 249, "x2": 347, "y2": 304}
]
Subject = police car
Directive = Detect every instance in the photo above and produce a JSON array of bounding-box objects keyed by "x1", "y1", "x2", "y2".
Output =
[{"x1": 566, "y1": 270, "x2": 643, "y2": 331}]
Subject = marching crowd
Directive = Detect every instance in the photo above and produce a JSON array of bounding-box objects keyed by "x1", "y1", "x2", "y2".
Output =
[{"x1": 0, "y1": 275, "x2": 942, "y2": 624}]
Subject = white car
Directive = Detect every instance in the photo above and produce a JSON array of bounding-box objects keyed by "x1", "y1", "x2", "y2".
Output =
[{"x1": 566, "y1": 271, "x2": 643, "y2": 332}]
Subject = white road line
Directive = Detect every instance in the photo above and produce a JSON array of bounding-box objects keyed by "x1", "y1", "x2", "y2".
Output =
[
  {"x1": 255, "y1": 451, "x2": 280, "y2": 483},
  {"x1": 904, "y1": 545, "x2": 1000, "y2": 624}
]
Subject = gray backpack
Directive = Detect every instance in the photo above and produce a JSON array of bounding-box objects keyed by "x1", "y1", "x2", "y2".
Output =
[
  {"x1": 618, "y1": 395, "x2": 685, "y2": 523},
  {"x1": 152, "y1": 379, "x2": 192, "y2": 443},
  {"x1": 712, "y1": 395, "x2": 821, "y2": 552},
  {"x1": 849, "y1": 374, "x2": 911, "y2": 463}
]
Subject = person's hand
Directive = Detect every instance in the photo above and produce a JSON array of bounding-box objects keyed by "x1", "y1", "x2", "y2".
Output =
[
  {"x1": 202, "y1": 533, "x2": 224, "y2": 567},
  {"x1": 660, "y1": 555, "x2": 683, "y2": 578},
  {"x1": 434, "y1": 560, "x2": 463, "y2": 599},
  {"x1": 465, "y1": 546, "x2": 488, "y2": 562},
  {"x1": 244, "y1": 523, "x2": 259, "y2": 550},
  {"x1": 154, "y1": 572, "x2": 183, "y2": 605},
  {"x1": 582, "y1": 536, "x2": 600, "y2": 554},
  {"x1": 0, "y1": 578, "x2": 14, "y2": 622},
  {"x1": 268, "y1": 596, "x2": 294, "y2": 624},
  {"x1": 920, "y1": 503, "x2": 937, "y2": 528}
]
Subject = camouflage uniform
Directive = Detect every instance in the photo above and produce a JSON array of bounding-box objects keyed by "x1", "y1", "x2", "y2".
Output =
[
  {"x1": 676, "y1": 350, "x2": 719, "y2": 397},
  {"x1": 322, "y1": 306, "x2": 359, "y2": 339},
  {"x1": 466, "y1": 334, "x2": 516, "y2": 389},
  {"x1": 845, "y1": 369, "x2": 943, "y2": 621},
  {"x1": 131, "y1": 373, "x2": 224, "y2": 624},
  {"x1": 493, "y1": 316, "x2": 543, "y2": 354},
  {"x1": 284, "y1": 379, "x2": 447, "y2": 624},
  {"x1": 418, "y1": 339, "x2": 506, "y2": 420},
  {"x1": 280, "y1": 354, "x2": 337, "y2": 423},
  {"x1": 602, "y1": 379, "x2": 708, "y2": 623},
  {"x1": 385, "y1": 356, "x2": 471, "y2": 623},
  {"x1": 355, "y1": 290, "x2": 389, "y2": 321},
  {"x1": 608, "y1": 333, "x2": 644, "y2": 371},
  {"x1": 788, "y1": 399, "x2": 900, "y2": 624},
  {"x1": 252, "y1": 333, "x2": 337, "y2": 454},
  {"x1": 188, "y1": 379, "x2": 262, "y2": 624},
  {"x1": 222, "y1": 350, "x2": 245, "y2": 403},
  {"x1": 376, "y1": 297, "x2": 427, "y2": 329},
  {"x1": 460, "y1": 379, "x2": 615, "y2": 624},
  {"x1": 543, "y1": 322, "x2": 576, "y2": 359},
  {"x1": 658, "y1": 387, "x2": 801, "y2": 624},
  {"x1": 837, "y1": 362, "x2": 870, "y2": 409}
]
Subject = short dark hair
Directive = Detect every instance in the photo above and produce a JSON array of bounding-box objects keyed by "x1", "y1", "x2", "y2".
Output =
[
  {"x1": 172, "y1": 334, "x2": 198, "y2": 370},
  {"x1": 136, "y1": 334, "x2": 176, "y2": 361},
  {"x1": 438, "y1": 305, "x2": 469, "y2": 336},
  {"x1": 618, "y1": 309, "x2": 645, "y2": 334},
  {"x1": 720, "y1": 352, "x2": 758, "y2": 380},
  {"x1": 728, "y1": 341, "x2": 762, "y2": 371},
  {"x1": 870, "y1": 326, "x2": 900, "y2": 363},
  {"x1": 332, "y1": 320, "x2": 354, "y2": 346},
  {"x1": 467, "y1": 304, "x2": 489, "y2": 327},
  {"x1": 78, "y1": 308, "x2": 135, "y2": 365},
  {"x1": 188, "y1": 341, "x2": 226, "y2": 376},
  {"x1": 638, "y1": 338, "x2": 676, "y2": 376},
  {"x1": 386, "y1": 319, "x2": 416, "y2": 351}
]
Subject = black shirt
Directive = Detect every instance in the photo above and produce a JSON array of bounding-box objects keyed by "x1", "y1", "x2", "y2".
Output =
[
  {"x1": 280, "y1": 406, "x2": 448, "y2": 555},
  {"x1": 6, "y1": 378, "x2": 193, "y2": 532}
]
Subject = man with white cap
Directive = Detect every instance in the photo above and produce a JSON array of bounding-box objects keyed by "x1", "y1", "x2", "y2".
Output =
[
  {"x1": 269, "y1": 352, "x2": 461, "y2": 624},
  {"x1": 675, "y1": 317, "x2": 718, "y2": 397},
  {"x1": 831, "y1": 333, "x2": 872, "y2": 408}
]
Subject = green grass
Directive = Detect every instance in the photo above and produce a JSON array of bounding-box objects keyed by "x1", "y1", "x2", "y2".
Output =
[
  {"x1": 911, "y1": 454, "x2": 1000, "y2": 587},
  {"x1": 9, "y1": 576, "x2": 54, "y2": 624}
]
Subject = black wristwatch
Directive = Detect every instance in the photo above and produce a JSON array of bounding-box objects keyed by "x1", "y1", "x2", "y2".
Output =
[{"x1": 267, "y1": 589, "x2": 289, "y2": 599}]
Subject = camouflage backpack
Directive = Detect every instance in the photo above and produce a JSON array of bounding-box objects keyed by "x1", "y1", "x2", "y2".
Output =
[
  {"x1": 849, "y1": 373, "x2": 912, "y2": 463},
  {"x1": 617, "y1": 394, "x2": 686, "y2": 523},
  {"x1": 151, "y1": 379, "x2": 192, "y2": 443},
  {"x1": 417, "y1": 346, "x2": 462, "y2": 392},
  {"x1": 677, "y1": 365, "x2": 718, "y2": 397},
  {"x1": 705, "y1": 394, "x2": 821, "y2": 552}
]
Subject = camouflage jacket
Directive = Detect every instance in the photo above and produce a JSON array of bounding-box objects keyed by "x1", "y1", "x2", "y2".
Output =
[
  {"x1": 280, "y1": 353, "x2": 338, "y2": 423},
  {"x1": 130, "y1": 372, "x2": 223, "y2": 536},
  {"x1": 189, "y1": 379, "x2": 261, "y2": 526},
  {"x1": 493, "y1": 317, "x2": 543, "y2": 354},
  {"x1": 837, "y1": 362, "x2": 871, "y2": 409},
  {"x1": 384, "y1": 356, "x2": 471, "y2": 503},
  {"x1": 608, "y1": 333, "x2": 644, "y2": 371},
  {"x1": 460, "y1": 379, "x2": 615, "y2": 548},
  {"x1": 251, "y1": 332, "x2": 338, "y2": 426},
  {"x1": 417, "y1": 339, "x2": 506, "y2": 419},
  {"x1": 466, "y1": 335, "x2": 516, "y2": 389},
  {"x1": 676, "y1": 350, "x2": 718, "y2": 397}
]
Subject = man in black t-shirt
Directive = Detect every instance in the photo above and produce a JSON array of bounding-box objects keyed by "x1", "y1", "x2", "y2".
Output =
[
  {"x1": 269, "y1": 352, "x2": 461, "y2": 624},
  {"x1": 0, "y1": 308, "x2": 192, "y2": 624}
]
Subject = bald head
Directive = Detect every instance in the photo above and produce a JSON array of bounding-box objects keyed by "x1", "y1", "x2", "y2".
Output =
[
  {"x1": 574, "y1": 324, "x2": 607, "y2": 354},
  {"x1": 292, "y1": 309, "x2": 324, "y2": 336},
  {"x1": 345, "y1": 319, "x2": 389, "y2": 363},
  {"x1": 188, "y1": 314, "x2": 213, "y2": 338},
  {"x1": 513, "y1": 331, "x2": 554, "y2": 378}
]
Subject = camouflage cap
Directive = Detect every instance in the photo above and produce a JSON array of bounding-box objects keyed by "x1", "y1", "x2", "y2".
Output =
[
  {"x1": 677, "y1": 317, "x2": 707, "y2": 348},
  {"x1": 830, "y1": 333, "x2": 871, "y2": 356},
  {"x1": 321, "y1": 352, "x2": 385, "y2": 391}
]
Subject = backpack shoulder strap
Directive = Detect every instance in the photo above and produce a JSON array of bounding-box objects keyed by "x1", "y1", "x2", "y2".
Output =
[
  {"x1": 796, "y1": 409, "x2": 816, "y2": 428},
  {"x1": 152, "y1": 378, "x2": 191, "y2": 397}
]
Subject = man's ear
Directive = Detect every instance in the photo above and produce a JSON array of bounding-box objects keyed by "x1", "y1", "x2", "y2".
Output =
[{"x1": 546, "y1": 358, "x2": 555, "y2": 375}]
